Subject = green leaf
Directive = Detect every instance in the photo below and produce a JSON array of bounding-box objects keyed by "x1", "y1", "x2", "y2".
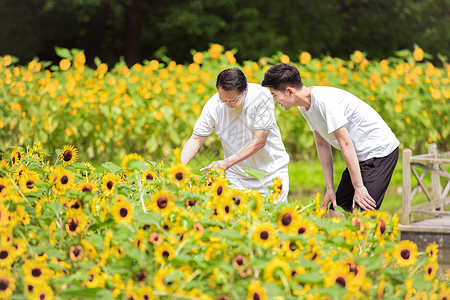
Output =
[
  {"x1": 102, "y1": 162, "x2": 121, "y2": 175},
  {"x1": 164, "y1": 270, "x2": 184, "y2": 283},
  {"x1": 133, "y1": 209, "x2": 162, "y2": 226},
  {"x1": 244, "y1": 168, "x2": 265, "y2": 181},
  {"x1": 54, "y1": 46, "x2": 72, "y2": 59},
  {"x1": 294, "y1": 271, "x2": 323, "y2": 284},
  {"x1": 57, "y1": 287, "x2": 103, "y2": 298},
  {"x1": 211, "y1": 229, "x2": 244, "y2": 240},
  {"x1": 128, "y1": 160, "x2": 148, "y2": 171}
]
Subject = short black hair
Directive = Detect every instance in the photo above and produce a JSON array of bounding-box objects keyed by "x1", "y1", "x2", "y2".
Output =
[
  {"x1": 216, "y1": 68, "x2": 247, "y2": 93},
  {"x1": 261, "y1": 63, "x2": 304, "y2": 91}
]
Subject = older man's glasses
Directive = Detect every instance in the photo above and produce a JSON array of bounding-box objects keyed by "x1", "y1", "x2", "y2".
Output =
[{"x1": 218, "y1": 91, "x2": 247, "y2": 105}]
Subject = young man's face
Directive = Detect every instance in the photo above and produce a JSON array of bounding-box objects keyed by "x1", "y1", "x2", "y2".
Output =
[
  {"x1": 269, "y1": 87, "x2": 293, "y2": 110},
  {"x1": 217, "y1": 87, "x2": 247, "y2": 109}
]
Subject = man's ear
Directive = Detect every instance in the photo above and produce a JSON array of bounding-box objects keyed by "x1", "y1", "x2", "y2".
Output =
[{"x1": 286, "y1": 86, "x2": 295, "y2": 95}]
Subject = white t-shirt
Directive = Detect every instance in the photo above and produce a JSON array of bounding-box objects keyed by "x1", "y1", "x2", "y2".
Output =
[
  {"x1": 299, "y1": 86, "x2": 399, "y2": 161},
  {"x1": 193, "y1": 83, "x2": 290, "y2": 179}
]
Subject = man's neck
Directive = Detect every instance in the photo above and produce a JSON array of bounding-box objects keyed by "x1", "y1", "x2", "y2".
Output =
[{"x1": 294, "y1": 86, "x2": 312, "y2": 110}]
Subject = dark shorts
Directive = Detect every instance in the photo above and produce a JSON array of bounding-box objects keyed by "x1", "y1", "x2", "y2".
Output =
[{"x1": 332, "y1": 147, "x2": 399, "y2": 212}]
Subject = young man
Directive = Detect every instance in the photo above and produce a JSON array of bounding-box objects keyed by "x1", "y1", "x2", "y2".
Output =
[
  {"x1": 262, "y1": 63, "x2": 399, "y2": 215},
  {"x1": 181, "y1": 68, "x2": 290, "y2": 202}
]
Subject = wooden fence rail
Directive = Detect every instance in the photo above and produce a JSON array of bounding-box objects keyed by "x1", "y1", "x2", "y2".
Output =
[{"x1": 401, "y1": 144, "x2": 450, "y2": 225}]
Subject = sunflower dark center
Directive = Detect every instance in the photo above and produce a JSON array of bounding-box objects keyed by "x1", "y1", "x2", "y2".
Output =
[
  {"x1": 157, "y1": 196, "x2": 168, "y2": 209},
  {"x1": 68, "y1": 219, "x2": 78, "y2": 231},
  {"x1": 427, "y1": 267, "x2": 433, "y2": 275},
  {"x1": 27, "y1": 284, "x2": 34, "y2": 292},
  {"x1": 106, "y1": 181, "x2": 113, "y2": 190},
  {"x1": 379, "y1": 219, "x2": 386, "y2": 234},
  {"x1": 146, "y1": 173, "x2": 154, "y2": 180},
  {"x1": 0, "y1": 185, "x2": 5, "y2": 192},
  {"x1": 278, "y1": 184, "x2": 282, "y2": 190},
  {"x1": 63, "y1": 150, "x2": 73, "y2": 161},
  {"x1": 144, "y1": 295, "x2": 149, "y2": 300},
  {"x1": 401, "y1": 249, "x2": 411, "y2": 260},
  {"x1": 253, "y1": 293, "x2": 261, "y2": 300},
  {"x1": 336, "y1": 276, "x2": 346, "y2": 287},
  {"x1": 32, "y1": 268, "x2": 42, "y2": 277},
  {"x1": 260, "y1": 231, "x2": 269, "y2": 240},
  {"x1": 298, "y1": 227, "x2": 306, "y2": 234},
  {"x1": 60, "y1": 175, "x2": 69, "y2": 184},
  {"x1": 26, "y1": 180, "x2": 35, "y2": 189},
  {"x1": 289, "y1": 242, "x2": 298, "y2": 251},
  {"x1": 89, "y1": 274, "x2": 94, "y2": 282},
  {"x1": 216, "y1": 186, "x2": 223, "y2": 196},
  {"x1": 39, "y1": 293, "x2": 45, "y2": 300},
  {"x1": 188, "y1": 199, "x2": 197, "y2": 206},
  {"x1": 0, "y1": 279, "x2": 8, "y2": 291},
  {"x1": 281, "y1": 213, "x2": 292, "y2": 226},
  {"x1": 236, "y1": 258, "x2": 244, "y2": 265},
  {"x1": 71, "y1": 201, "x2": 81, "y2": 209},
  {"x1": 137, "y1": 269, "x2": 147, "y2": 281},
  {"x1": 120, "y1": 208, "x2": 128, "y2": 217},
  {"x1": 175, "y1": 172, "x2": 184, "y2": 181},
  {"x1": 73, "y1": 248, "x2": 81, "y2": 257},
  {"x1": 225, "y1": 205, "x2": 230, "y2": 214},
  {"x1": 0, "y1": 250, "x2": 8, "y2": 259},
  {"x1": 136, "y1": 240, "x2": 141, "y2": 248},
  {"x1": 233, "y1": 197, "x2": 241, "y2": 205},
  {"x1": 347, "y1": 263, "x2": 358, "y2": 275},
  {"x1": 82, "y1": 185, "x2": 92, "y2": 192},
  {"x1": 162, "y1": 250, "x2": 170, "y2": 257}
]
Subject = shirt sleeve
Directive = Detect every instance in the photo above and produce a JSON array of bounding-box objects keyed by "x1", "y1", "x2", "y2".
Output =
[
  {"x1": 192, "y1": 101, "x2": 215, "y2": 137},
  {"x1": 254, "y1": 96, "x2": 274, "y2": 130}
]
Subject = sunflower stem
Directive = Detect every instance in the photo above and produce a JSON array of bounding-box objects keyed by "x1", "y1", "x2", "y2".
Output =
[
  {"x1": 173, "y1": 269, "x2": 201, "y2": 299},
  {"x1": 6, "y1": 172, "x2": 30, "y2": 204}
]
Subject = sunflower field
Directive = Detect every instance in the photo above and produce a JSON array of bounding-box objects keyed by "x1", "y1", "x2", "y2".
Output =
[
  {"x1": 0, "y1": 44, "x2": 449, "y2": 162},
  {"x1": 0, "y1": 144, "x2": 449, "y2": 299}
]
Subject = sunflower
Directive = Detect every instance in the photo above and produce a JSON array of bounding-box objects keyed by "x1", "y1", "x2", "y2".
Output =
[
  {"x1": 85, "y1": 267, "x2": 106, "y2": 288},
  {"x1": 0, "y1": 178, "x2": 11, "y2": 198},
  {"x1": 277, "y1": 206, "x2": 299, "y2": 233},
  {"x1": 137, "y1": 285, "x2": 155, "y2": 300},
  {"x1": 81, "y1": 240, "x2": 98, "y2": 260},
  {"x1": 102, "y1": 173, "x2": 119, "y2": 196},
  {"x1": 210, "y1": 178, "x2": 228, "y2": 198},
  {"x1": 64, "y1": 210, "x2": 87, "y2": 237},
  {"x1": 191, "y1": 223, "x2": 204, "y2": 240},
  {"x1": 154, "y1": 242, "x2": 175, "y2": 264},
  {"x1": 393, "y1": 240, "x2": 418, "y2": 267},
  {"x1": 52, "y1": 167, "x2": 75, "y2": 195},
  {"x1": 228, "y1": 188, "x2": 248, "y2": 214},
  {"x1": 426, "y1": 242, "x2": 439, "y2": 262},
  {"x1": 69, "y1": 245, "x2": 84, "y2": 262},
  {"x1": 111, "y1": 201, "x2": 134, "y2": 225},
  {"x1": 280, "y1": 240, "x2": 302, "y2": 260},
  {"x1": 324, "y1": 262, "x2": 356, "y2": 292},
  {"x1": 76, "y1": 161, "x2": 95, "y2": 177},
  {"x1": 22, "y1": 259, "x2": 52, "y2": 284},
  {"x1": 0, "y1": 244, "x2": 16, "y2": 267},
  {"x1": 19, "y1": 170, "x2": 40, "y2": 194},
  {"x1": 31, "y1": 284, "x2": 54, "y2": 300},
  {"x1": 290, "y1": 217, "x2": 318, "y2": 237},
  {"x1": 424, "y1": 260, "x2": 439, "y2": 281},
  {"x1": 167, "y1": 162, "x2": 192, "y2": 187},
  {"x1": 76, "y1": 181, "x2": 98, "y2": 194},
  {"x1": 0, "y1": 205, "x2": 10, "y2": 227},
  {"x1": 0, "y1": 269, "x2": 15, "y2": 299},
  {"x1": 121, "y1": 153, "x2": 144, "y2": 174},
  {"x1": 154, "y1": 267, "x2": 179, "y2": 293},
  {"x1": 150, "y1": 190, "x2": 176, "y2": 216},
  {"x1": 60, "y1": 145, "x2": 78, "y2": 166},
  {"x1": 272, "y1": 176, "x2": 283, "y2": 195},
  {"x1": 149, "y1": 232, "x2": 163, "y2": 246},
  {"x1": 304, "y1": 239, "x2": 322, "y2": 262},
  {"x1": 252, "y1": 222, "x2": 279, "y2": 249},
  {"x1": 141, "y1": 168, "x2": 157, "y2": 186},
  {"x1": 134, "y1": 229, "x2": 147, "y2": 251},
  {"x1": 10, "y1": 148, "x2": 23, "y2": 166},
  {"x1": 232, "y1": 254, "x2": 248, "y2": 270},
  {"x1": 246, "y1": 280, "x2": 267, "y2": 300},
  {"x1": 213, "y1": 197, "x2": 234, "y2": 222},
  {"x1": 263, "y1": 257, "x2": 292, "y2": 284}
]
